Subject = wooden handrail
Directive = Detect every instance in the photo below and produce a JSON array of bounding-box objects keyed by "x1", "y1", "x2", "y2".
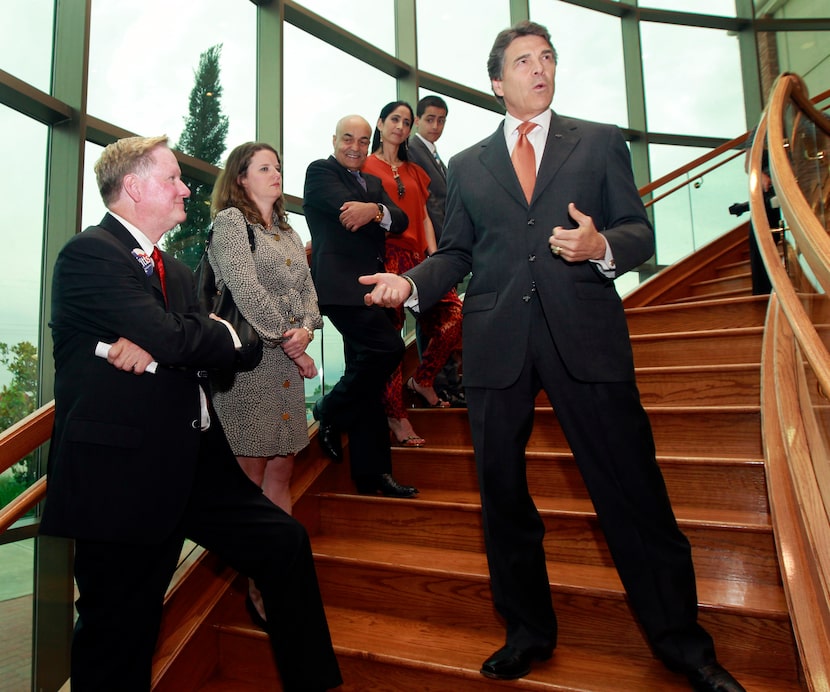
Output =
[
  {"x1": 0, "y1": 401, "x2": 53, "y2": 535},
  {"x1": 751, "y1": 73, "x2": 830, "y2": 692},
  {"x1": 0, "y1": 401, "x2": 54, "y2": 474}
]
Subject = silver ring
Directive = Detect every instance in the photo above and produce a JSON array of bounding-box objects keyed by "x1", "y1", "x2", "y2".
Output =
[
  {"x1": 552, "y1": 245, "x2": 562, "y2": 256},
  {"x1": 131, "y1": 362, "x2": 138, "y2": 370}
]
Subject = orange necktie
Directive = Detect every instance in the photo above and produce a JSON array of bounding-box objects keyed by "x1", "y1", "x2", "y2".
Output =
[
  {"x1": 151, "y1": 246, "x2": 168, "y2": 305},
  {"x1": 511, "y1": 121, "x2": 538, "y2": 203}
]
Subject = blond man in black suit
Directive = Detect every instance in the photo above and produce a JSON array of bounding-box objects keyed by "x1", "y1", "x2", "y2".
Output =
[{"x1": 41, "y1": 136, "x2": 341, "y2": 692}]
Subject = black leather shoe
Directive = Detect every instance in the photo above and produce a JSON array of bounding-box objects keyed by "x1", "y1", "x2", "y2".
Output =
[
  {"x1": 480, "y1": 644, "x2": 553, "y2": 680},
  {"x1": 312, "y1": 401, "x2": 342, "y2": 462},
  {"x1": 687, "y1": 662, "x2": 745, "y2": 692},
  {"x1": 355, "y1": 473, "x2": 418, "y2": 498}
]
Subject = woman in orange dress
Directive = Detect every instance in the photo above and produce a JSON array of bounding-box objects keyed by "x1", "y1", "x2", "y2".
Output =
[{"x1": 363, "y1": 100, "x2": 463, "y2": 447}]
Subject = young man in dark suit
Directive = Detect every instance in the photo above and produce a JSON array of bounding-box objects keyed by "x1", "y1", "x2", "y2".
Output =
[
  {"x1": 41, "y1": 135, "x2": 341, "y2": 692},
  {"x1": 303, "y1": 115, "x2": 417, "y2": 498},
  {"x1": 360, "y1": 21, "x2": 743, "y2": 692}
]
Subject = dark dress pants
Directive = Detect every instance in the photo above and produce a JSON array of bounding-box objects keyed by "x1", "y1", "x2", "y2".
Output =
[
  {"x1": 465, "y1": 298, "x2": 715, "y2": 672},
  {"x1": 71, "y1": 420, "x2": 341, "y2": 692},
  {"x1": 320, "y1": 304, "x2": 404, "y2": 479}
]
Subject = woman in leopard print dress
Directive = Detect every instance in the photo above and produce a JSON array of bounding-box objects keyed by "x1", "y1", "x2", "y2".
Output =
[{"x1": 208, "y1": 142, "x2": 322, "y2": 624}]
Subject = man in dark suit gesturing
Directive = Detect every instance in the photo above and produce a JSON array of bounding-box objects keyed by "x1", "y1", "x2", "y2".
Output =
[
  {"x1": 360, "y1": 21, "x2": 743, "y2": 692},
  {"x1": 303, "y1": 115, "x2": 417, "y2": 498},
  {"x1": 41, "y1": 136, "x2": 341, "y2": 692}
]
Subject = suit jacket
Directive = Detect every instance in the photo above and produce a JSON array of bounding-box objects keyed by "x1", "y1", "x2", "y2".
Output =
[
  {"x1": 408, "y1": 135, "x2": 447, "y2": 241},
  {"x1": 408, "y1": 112, "x2": 654, "y2": 389},
  {"x1": 41, "y1": 213, "x2": 239, "y2": 544},
  {"x1": 303, "y1": 155, "x2": 408, "y2": 306}
]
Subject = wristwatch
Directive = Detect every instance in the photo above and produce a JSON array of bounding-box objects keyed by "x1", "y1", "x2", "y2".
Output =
[{"x1": 373, "y1": 204, "x2": 384, "y2": 224}]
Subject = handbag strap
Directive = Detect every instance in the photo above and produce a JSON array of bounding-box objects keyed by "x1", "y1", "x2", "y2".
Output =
[{"x1": 204, "y1": 221, "x2": 256, "y2": 254}]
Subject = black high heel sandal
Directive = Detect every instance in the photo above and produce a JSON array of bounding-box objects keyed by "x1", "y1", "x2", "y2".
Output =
[{"x1": 406, "y1": 377, "x2": 450, "y2": 408}]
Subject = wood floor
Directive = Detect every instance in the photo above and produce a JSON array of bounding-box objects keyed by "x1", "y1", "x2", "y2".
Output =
[{"x1": 153, "y1": 245, "x2": 806, "y2": 691}]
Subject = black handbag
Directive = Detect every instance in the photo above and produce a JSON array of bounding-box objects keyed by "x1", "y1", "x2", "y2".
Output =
[{"x1": 195, "y1": 223, "x2": 263, "y2": 375}]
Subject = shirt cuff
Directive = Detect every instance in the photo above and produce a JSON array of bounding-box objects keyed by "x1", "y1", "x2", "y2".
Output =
[
  {"x1": 402, "y1": 275, "x2": 420, "y2": 312},
  {"x1": 589, "y1": 236, "x2": 616, "y2": 277}
]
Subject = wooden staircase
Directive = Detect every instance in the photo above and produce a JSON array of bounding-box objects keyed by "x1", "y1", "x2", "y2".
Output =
[{"x1": 154, "y1": 229, "x2": 805, "y2": 691}]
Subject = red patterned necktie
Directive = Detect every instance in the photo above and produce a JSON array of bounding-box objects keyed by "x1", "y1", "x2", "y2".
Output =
[
  {"x1": 511, "y1": 121, "x2": 538, "y2": 203},
  {"x1": 151, "y1": 246, "x2": 168, "y2": 305}
]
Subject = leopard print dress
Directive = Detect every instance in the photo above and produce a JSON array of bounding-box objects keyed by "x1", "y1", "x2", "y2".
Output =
[{"x1": 208, "y1": 206, "x2": 322, "y2": 457}]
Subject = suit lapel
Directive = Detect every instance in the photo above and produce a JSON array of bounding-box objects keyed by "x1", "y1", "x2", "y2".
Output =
[
  {"x1": 414, "y1": 136, "x2": 446, "y2": 180},
  {"x1": 480, "y1": 113, "x2": 581, "y2": 208},
  {"x1": 480, "y1": 124, "x2": 528, "y2": 207},
  {"x1": 532, "y1": 113, "x2": 580, "y2": 205},
  {"x1": 328, "y1": 155, "x2": 369, "y2": 201},
  {"x1": 99, "y1": 213, "x2": 166, "y2": 305}
]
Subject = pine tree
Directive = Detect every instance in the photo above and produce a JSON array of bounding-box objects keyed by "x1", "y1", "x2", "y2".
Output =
[{"x1": 164, "y1": 44, "x2": 229, "y2": 269}]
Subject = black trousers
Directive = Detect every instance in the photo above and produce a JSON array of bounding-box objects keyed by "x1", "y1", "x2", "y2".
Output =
[
  {"x1": 465, "y1": 299, "x2": 715, "y2": 672},
  {"x1": 71, "y1": 421, "x2": 342, "y2": 692},
  {"x1": 320, "y1": 303, "x2": 404, "y2": 479}
]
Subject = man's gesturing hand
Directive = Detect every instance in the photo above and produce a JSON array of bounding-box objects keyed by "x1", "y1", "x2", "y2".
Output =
[
  {"x1": 358, "y1": 273, "x2": 412, "y2": 308},
  {"x1": 549, "y1": 202, "x2": 607, "y2": 262}
]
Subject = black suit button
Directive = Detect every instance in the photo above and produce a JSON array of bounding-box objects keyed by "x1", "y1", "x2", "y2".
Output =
[
  {"x1": 528, "y1": 254, "x2": 536, "y2": 262},
  {"x1": 527, "y1": 218, "x2": 535, "y2": 226},
  {"x1": 522, "y1": 295, "x2": 531, "y2": 302},
  {"x1": 191, "y1": 419, "x2": 200, "y2": 429}
]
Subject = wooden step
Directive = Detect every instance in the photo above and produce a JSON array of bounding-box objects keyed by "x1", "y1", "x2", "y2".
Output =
[
  {"x1": 633, "y1": 364, "x2": 760, "y2": 406},
  {"x1": 402, "y1": 407, "x2": 762, "y2": 459},
  {"x1": 376, "y1": 447, "x2": 769, "y2": 516},
  {"x1": 625, "y1": 295, "x2": 769, "y2": 334},
  {"x1": 631, "y1": 328, "x2": 762, "y2": 367},
  {"x1": 312, "y1": 490, "x2": 778, "y2": 585},
  {"x1": 715, "y1": 259, "x2": 752, "y2": 278},
  {"x1": 687, "y1": 273, "x2": 752, "y2": 297},
  {"x1": 202, "y1": 578, "x2": 799, "y2": 691},
  {"x1": 525, "y1": 363, "x2": 760, "y2": 407}
]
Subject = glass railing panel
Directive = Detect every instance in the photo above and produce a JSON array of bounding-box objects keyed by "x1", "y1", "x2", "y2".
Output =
[
  {"x1": 783, "y1": 100, "x2": 830, "y2": 231},
  {"x1": 648, "y1": 145, "x2": 749, "y2": 265}
]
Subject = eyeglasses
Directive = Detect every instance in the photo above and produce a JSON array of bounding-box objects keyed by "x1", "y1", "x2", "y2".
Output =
[{"x1": 391, "y1": 165, "x2": 405, "y2": 198}]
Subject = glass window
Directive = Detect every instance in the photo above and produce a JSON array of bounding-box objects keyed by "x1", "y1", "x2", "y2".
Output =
[
  {"x1": 282, "y1": 24, "x2": 396, "y2": 198},
  {"x1": 82, "y1": 142, "x2": 106, "y2": 231},
  {"x1": 292, "y1": 0, "x2": 395, "y2": 55},
  {"x1": 641, "y1": 21, "x2": 745, "y2": 137},
  {"x1": 416, "y1": 91, "x2": 503, "y2": 162},
  {"x1": 87, "y1": 0, "x2": 256, "y2": 162},
  {"x1": 0, "y1": 106, "x2": 46, "y2": 426},
  {"x1": 637, "y1": 0, "x2": 736, "y2": 16},
  {"x1": 0, "y1": 0, "x2": 53, "y2": 92},
  {"x1": 530, "y1": 0, "x2": 628, "y2": 127},
  {"x1": 772, "y1": 30, "x2": 830, "y2": 99},
  {"x1": 416, "y1": 0, "x2": 511, "y2": 94}
]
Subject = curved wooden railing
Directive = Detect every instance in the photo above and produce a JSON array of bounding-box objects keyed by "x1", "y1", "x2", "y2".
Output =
[{"x1": 750, "y1": 73, "x2": 830, "y2": 692}]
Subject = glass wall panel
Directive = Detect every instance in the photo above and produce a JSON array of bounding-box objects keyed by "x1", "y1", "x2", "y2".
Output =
[
  {"x1": 282, "y1": 24, "x2": 396, "y2": 198},
  {"x1": 293, "y1": 0, "x2": 395, "y2": 55},
  {"x1": 641, "y1": 22, "x2": 745, "y2": 137},
  {"x1": 415, "y1": 91, "x2": 503, "y2": 161},
  {"x1": 649, "y1": 143, "x2": 749, "y2": 264},
  {"x1": 0, "y1": 539, "x2": 34, "y2": 692},
  {"x1": 772, "y1": 30, "x2": 830, "y2": 97},
  {"x1": 0, "y1": 105, "x2": 46, "y2": 502},
  {"x1": 0, "y1": 0, "x2": 53, "y2": 92},
  {"x1": 530, "y1": 0, "x2": 629, "y2": 127},
  {"x1": 637, "y1": 0, "x2": 736, "y2": 16},
  {"x1": 87, "y1": 0, "x2": 256, "y2": 161},
  {"x1": 415, "y1": 0, "x2": 511, "y2": 94}
]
